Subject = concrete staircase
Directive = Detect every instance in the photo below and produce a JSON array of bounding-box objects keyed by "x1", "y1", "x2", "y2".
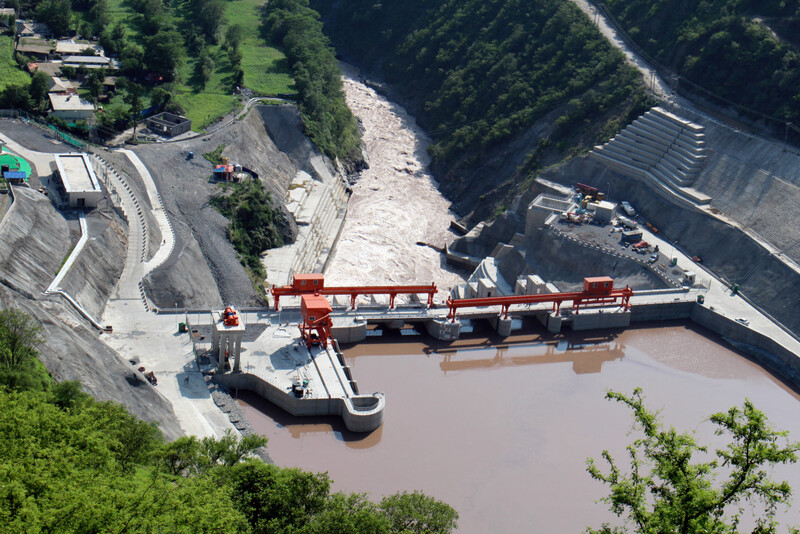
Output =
[{"x1": 590, "y1": 107, "x2": 712, "y2": 206}]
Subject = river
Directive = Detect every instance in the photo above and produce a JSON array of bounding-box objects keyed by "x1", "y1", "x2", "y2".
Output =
[
  {"x1": 324, "y1": 64, "x2": 466, "y2": 293},
  {"x1": 242, "y1": 73, "x2": 800, "y2": 532}
]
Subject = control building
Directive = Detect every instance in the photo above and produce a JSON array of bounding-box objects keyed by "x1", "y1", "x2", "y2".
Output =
[{"x1": 53, "y1": 153, "x2": 103, "y2": 209}]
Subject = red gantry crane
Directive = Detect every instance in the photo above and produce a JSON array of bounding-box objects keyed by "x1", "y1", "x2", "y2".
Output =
[
  {"x1": 446, "y1": 277, "x2": 633, "y2": 322},
  {"x1": 271, "y1": 274, "x2": 438, "y2": 311}
]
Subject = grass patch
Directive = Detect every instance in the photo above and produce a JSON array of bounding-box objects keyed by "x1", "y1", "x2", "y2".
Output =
[
  {"x1": 172, "y1": 0, "x2": 297, "y2": 123},
  {"x1": 0, "y1": 36, "x2": 31, "y2": 92},
  {"x1": 240, "y1": 43, "x2": 295, "y2": 96},
  {"x1": 173, "y1": 43, "x2": 239, "y2": 128},
  {"x1": 224, "y1": 0, "x2": 296, "y2": 97}
]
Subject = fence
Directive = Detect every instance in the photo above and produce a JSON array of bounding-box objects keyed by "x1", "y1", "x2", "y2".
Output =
[{"x1": 0, "y1": 108, "x2": 86, "y2": 149}]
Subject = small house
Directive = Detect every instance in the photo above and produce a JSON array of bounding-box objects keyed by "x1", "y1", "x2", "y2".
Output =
[
  {"x1": 49, "y1": 93, "x2": 94, "y2": 121},
  {"x1": 53, "y1": 153, "x2": 103, "y2": 209},
  {"x1": 145, "y1": 112, "x2": 192, "y2": 137},
  {"x1": 2, "y1": 171, "x2": 27, "y2": 184}
]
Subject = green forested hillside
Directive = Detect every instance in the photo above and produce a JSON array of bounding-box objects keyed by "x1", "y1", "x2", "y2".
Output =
[
  {"x1": 312, "y1": 0, "x2": 651, "y2": 219},
  {"x1": 602, "y1": 0, "x2": 800, "y2": 125}
]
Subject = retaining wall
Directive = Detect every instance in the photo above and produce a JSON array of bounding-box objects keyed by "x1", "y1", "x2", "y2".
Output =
[{"x1": 214, "y1": 371, "x2": 384, "y2": 432}]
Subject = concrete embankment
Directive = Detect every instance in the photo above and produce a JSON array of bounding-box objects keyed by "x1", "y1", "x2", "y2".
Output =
[
  {"x1": 214, "y1": 372, "x2": 384, "y2": 433},
  {"x1": 535, "y1": 156, "x2": 800, "y2": 335}
]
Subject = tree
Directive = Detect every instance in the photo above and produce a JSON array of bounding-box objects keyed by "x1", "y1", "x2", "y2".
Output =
[
  {"x1": 191, "y1": 0, "x2": 225, "y2": 42},
  {"x1": 29, "y1": 70, "x2": 50, "y2": 111},
  {"x1": 195, "y1": 47, "x2": 214, "y2": 89},
  {"x1": 35, "y1": 0, "x2": 72, "y2": 36},
  {"x1": 0, "y1": 308, "x2": 48, "y2": 391},
  {"x1": 586, "y1": 388, "x2": 800, "y2": 534},
  {"x1": 144, "y1": 29, "x2": 185, "y2": 81},
  {"x1": 124, "y1": 82, "x2": 143, "y2": 137},
  {"x1": 379, "y1": 491, "x2": 458, "y2": 533},
  {"x1": 230, "y1": 461, "x2": 330, "y2": 532},
  {"x1": 224, "y1": 23, "x2": 244, "y2": 53}
]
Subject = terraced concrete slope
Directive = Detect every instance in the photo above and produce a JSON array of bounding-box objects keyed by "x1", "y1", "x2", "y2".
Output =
[{"x1": 0, "y1": 188, "x2": 73, "y2": 298}]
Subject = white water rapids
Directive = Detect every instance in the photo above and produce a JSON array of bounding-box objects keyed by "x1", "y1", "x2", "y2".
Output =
[{"x1": 324, "y1": 65, "x2": 466, "y2": 293}]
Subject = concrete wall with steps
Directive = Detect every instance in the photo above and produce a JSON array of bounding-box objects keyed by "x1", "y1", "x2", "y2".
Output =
[{"x1": 590, "y1": 107, "x2": 711, "y2": 205}]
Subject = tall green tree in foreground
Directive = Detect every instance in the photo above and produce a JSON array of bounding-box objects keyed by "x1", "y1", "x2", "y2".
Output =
[
  {"x1": 0, "y1": 308, "x2": 49, "y2": 391},
  {"x1": 587, "y1": 388, "x2": 800, "y2": 533}
]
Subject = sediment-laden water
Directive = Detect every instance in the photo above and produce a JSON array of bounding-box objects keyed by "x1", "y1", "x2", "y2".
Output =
[
  {"x1": 324, "y1": 65, "x2": 466, "y2": 292},
  {"x1": 239, "y1": 321, "x2": 800, "y2": 533}
]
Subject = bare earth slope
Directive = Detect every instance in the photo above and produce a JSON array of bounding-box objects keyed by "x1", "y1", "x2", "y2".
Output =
[
  {"x1": 136, "y1": 106, "x2": 310, "y2": 308},
  {"x1": 0, "y1": 183, "x2": 180, "y2": 438},
  {"x1": 0, "y1": 188, "x2": 74, "y2": 297}
]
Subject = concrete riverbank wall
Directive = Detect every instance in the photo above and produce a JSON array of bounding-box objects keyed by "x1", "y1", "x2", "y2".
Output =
[
  {"x1": 689, "y1": 305, "x2": 800, "y2": 385},
  {"x1": 213, "y1": 371, "x2": 384, "y2": 433}
]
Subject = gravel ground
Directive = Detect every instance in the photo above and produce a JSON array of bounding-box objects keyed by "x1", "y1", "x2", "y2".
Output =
[
  {"x1": 0, "y1": 118, "x2": 73, "y2": 154},
  {"x1": 133, "y1": 106, "x2": 305, "y2": 307},
  {"x1": 555, "y1": 217, "x2": 687, "y2": 286}
]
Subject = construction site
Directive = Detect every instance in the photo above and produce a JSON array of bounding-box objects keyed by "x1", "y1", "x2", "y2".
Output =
[
  {"x1": 0, "y1": 75, "x2": 800, "y2": 531},
  {"x1": 0, "y1": 98, "x2": 798, "y2": 436}
]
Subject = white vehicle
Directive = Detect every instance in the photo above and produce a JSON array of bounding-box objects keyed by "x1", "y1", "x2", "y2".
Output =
[
  {"x1": 735, "y1": 317, "x2": 750, "y2": 326},
  {"x1": 617, "y1": 216, "x2": 637, "y2": 230},
  {"x1": 620, "y1": 201, "x2": 635, "y2": 217}
]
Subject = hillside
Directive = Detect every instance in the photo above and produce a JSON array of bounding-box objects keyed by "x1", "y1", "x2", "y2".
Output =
[
  {"x1": 312, "y1": 0, "x2": 651, "y2": 222},
  {"x1": 601, "y1": 0, "x2": 800, "y2": 131}
]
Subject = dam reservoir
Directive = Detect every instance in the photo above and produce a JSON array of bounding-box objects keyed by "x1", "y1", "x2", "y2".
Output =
[{"x1": 237, "y1": 322, "x2": 800, "y2": 533}]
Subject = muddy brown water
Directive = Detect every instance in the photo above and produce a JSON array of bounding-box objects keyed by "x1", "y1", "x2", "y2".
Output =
[{"x1": 237, "y1": 320, "x2": 800, "y2": 533}]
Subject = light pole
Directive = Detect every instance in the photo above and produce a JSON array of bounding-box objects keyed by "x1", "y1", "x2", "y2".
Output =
[{"x1": 606, "y1": 181, "x2": 611, "y2": 202}]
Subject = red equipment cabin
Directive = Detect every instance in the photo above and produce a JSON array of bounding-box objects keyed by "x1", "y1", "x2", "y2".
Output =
[
  {"x1": 292, "y1": 273, "x2": 325, "y2": 292},
  {"x1": 300, "y1": 293, "x2": 332, "y2": 348},
  {"x1": 583, "y1": 276, "x2": 614, "y2": 295}
]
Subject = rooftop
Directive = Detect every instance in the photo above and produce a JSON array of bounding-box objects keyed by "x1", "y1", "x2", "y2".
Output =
[
  {"x1": 62, "y1": 55, "x2": 110, "y2": 64},
  {"x1": 49, "y1": 93, "x2": 94, "y2": 112},
  {"x1": 54, "y1": 153, "x2": 101, "y2": 193},
  {"x1": 16, "y1": 38, "x2": 51, "y2": 55},
  {"x1": 55, "y1": 41, "x2": 101, "y2": 55}
]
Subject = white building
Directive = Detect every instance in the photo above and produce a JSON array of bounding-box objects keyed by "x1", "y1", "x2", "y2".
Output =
[
  {"x1": 49, "y1": 93, "x2": 94, "y2": 121},
  {"x1": 53, "y1": 153, "x2": 103, "y2": 209}
]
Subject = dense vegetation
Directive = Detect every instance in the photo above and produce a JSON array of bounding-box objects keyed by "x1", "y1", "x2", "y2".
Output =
[
  {"x1": 312, "y1": 0, "x2": 651, "y2": 219},
  {"x1": 210, "y1": 179, "x2": 294, "y2": 283},
  {"x1": 261, "y1": 0, "x2": 363, "y2": 167},
  {"x1": 602, "y1": 0, "x2": 800, "y2": 127},
  {"x1": 0, "y1": 307, "x2": 459, "y2": 532}
]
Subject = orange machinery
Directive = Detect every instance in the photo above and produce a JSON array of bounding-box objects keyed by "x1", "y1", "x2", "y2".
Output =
[
  {"x1": 299, "y1": 293, "x2": 333, "y2": 348},
  {"x1": 271, "y1": 274, "x2": 438, "y2": 310},
  {"x1": 446, "y1": 277, "x2": 632, "y2": 322},
  {"x1": 222, "y1": 306, "x2": 239, "y2": 326}
]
